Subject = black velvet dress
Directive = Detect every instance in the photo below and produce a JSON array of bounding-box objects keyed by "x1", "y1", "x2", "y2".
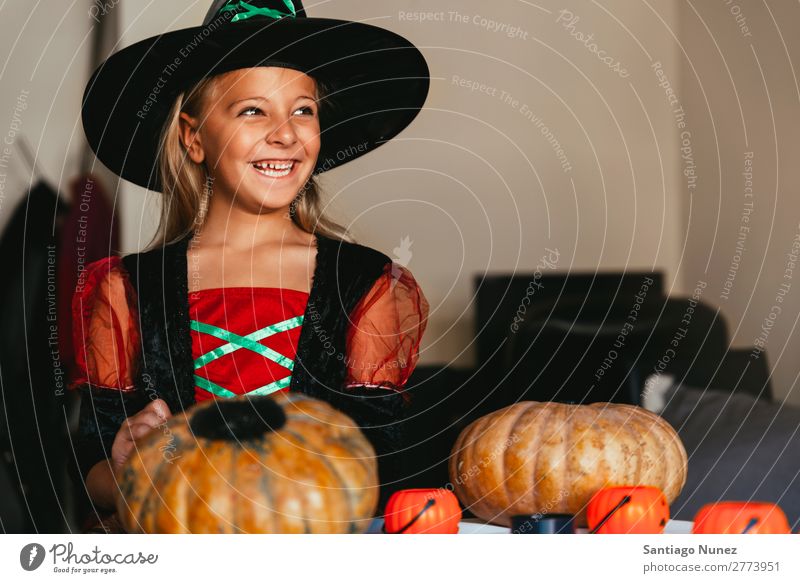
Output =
[{"x1": 69, "y1": 230, "x2": 429, "y2": 528}]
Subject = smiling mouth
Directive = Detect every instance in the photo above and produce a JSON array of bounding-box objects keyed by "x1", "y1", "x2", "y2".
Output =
[{"x1": 251, "y1": 159, "x2": 300, "y2": 179}]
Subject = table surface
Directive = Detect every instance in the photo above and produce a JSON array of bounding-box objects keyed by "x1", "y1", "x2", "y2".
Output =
[
  {"x1": 89, "y1": 512, "x2": 693, "y2": 534},
  {"x1": 367, "y1": 518, "x2": 694, "y2": 534}
]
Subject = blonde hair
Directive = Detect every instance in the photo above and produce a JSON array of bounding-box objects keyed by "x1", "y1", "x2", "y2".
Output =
[{"x1": 146, "y1": 70, "x2": 352, "y2": 250}]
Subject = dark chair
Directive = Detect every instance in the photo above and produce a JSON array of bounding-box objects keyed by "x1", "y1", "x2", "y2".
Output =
[
  {"x1": 490, "y1": 293, "x2": 731, "y2": 410},
  {"x1": 707, "y1": 348, "x2": 774, "y2": 401},
  {"x1": 474, "y1": 271, "x2": 665, "y2": 367}
]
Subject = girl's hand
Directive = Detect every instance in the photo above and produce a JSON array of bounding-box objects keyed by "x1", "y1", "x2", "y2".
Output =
[{"x1": 111, "y1": 399, "x2": 172, "y2": 473}]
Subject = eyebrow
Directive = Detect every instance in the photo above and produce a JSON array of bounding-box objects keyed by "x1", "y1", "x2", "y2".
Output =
[{"x1": 228, "y1": 95, "x2": 317, "y2": 109}]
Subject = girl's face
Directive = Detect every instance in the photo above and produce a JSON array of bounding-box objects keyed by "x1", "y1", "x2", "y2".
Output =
[{"x1": 179, "y1": 67, "x2": 321, "y2": 213}]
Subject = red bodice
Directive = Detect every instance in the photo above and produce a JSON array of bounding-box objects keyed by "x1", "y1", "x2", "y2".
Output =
[{"x1": 188, "y1": 287, "x2": 309, "y2": 402}]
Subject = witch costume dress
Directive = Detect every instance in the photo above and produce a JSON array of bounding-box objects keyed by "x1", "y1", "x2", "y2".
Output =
[
  {"x1": 69, "y1": 230, "x2": 429, "y2": 520},
  {"x1": 72, "y1": 0, "x2": 432, "y2": 528}
]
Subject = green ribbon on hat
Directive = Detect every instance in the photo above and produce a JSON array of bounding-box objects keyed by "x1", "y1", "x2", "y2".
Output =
[{"x1": 219, "y1": 0, "x2": 297, "y2": 22}]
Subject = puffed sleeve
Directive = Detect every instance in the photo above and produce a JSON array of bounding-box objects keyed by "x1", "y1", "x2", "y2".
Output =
[
  {"x1": 345, "y1": 261, "x2": 429, "y2": 398},
  {"x1": 340, "y1": 261, "x2": 429, "y2": 512},
  {"x1": 69, "y1": 256, "x2": 147, "y2": 486},
  {"x1": 70, "y1": 256, "x2": 140, "y2": 392}
]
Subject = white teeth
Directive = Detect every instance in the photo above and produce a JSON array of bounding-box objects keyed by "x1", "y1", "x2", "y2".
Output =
[
  {"x1": 253, "y1": 160, "x2": 294, "y2": 170},
  {"x1": 252, "y1": 161, "x2": 294, "y2": 178}
]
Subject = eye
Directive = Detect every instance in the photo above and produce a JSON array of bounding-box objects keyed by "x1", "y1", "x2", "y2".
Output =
[
  {"x1": 293, "y1": 106, "x2": 316, "y2": 116},
  {"x1": 239, "y1": 106, "x2": 264, "y2": 117}
]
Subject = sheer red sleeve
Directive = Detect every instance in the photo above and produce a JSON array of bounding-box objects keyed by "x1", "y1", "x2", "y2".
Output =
[
  {"x1": 69, "y1": 256, "x2": 140, "y2": 392},
  {"x1": 344, "y1": 262, "x2": 429, "y2": 401}
]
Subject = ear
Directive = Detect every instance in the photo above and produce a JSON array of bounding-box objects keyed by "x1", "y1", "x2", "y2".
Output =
[{"x1": 178, "y1": 112, "x2": 205, "y2": 164}]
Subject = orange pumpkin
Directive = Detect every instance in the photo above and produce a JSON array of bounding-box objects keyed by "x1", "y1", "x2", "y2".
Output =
[
  {"x1": 448, "y1": 401, "x2": 687, "y2": 526},
  {"x1": 587, "y1": 486, "x2": 669, "y2": 533},
  {"x1": 115, "y1": 393, "x2": 379, "y2": 533},
  {"x1": 692, "y1": 502, "x2": 791, "y2": 534},
  {"x1": 384, "y1": 488, "x2": 461, "y2": 534}
]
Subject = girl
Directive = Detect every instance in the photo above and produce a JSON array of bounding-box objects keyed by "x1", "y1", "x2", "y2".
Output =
[{"x1": 71, "y1": 0, "x2": 431, "y2": 529}]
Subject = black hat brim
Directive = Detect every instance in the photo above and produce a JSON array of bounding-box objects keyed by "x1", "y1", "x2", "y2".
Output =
[{"x1": 82, "y1": 17, "x2": 430, "y2": 191}]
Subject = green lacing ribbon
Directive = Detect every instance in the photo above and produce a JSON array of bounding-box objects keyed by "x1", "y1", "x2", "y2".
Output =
[
  {"x1": 191, "y1": 314, "x2": 303, "y2": 398},
  {"x1": 195, "y1": 372, "x2": 293, "y2": 398},
  {"x1": 218, "y1": 0, "x2": 297, "y2": 23}
]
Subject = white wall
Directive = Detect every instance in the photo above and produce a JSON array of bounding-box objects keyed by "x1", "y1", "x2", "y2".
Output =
[
  {"x1": 0, "y1": 0, "x2": 95, "y2": 232},
  {"x1": 678, "y1": 1, "x2": 800, "y2": 404}
]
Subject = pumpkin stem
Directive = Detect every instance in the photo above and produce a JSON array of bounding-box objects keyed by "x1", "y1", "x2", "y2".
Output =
[{"x1": 189, "y1": 397, "x2": 286, "y2": 441}]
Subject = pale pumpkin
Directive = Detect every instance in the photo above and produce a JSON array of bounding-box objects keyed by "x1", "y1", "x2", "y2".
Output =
[
  {"x1": 448, "y1": 401, "x2": 688, "y2": 526},
  {"x1": 115, "y1": 392, "x2": 379, "y2": 533}
]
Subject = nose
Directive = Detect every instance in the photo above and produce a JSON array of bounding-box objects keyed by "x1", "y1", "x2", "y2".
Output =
[{"x1": 266, "y1": 114, "x2": 299, "y2": 148}]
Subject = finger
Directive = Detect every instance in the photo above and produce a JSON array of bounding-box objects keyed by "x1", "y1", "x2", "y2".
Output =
[
  {"x1": 128, "y1": 411, "x2": 169, "y2": 430},
  {"x1": 146, "y1": 398, "x2": 172, "y2": 420},
  {"x1": 118, "y1": 423, "x2": 153, "y2": 445},
  {"x1": 128, "y1": 423, "x2": 155, "y2": 440},
  {"x1": 113, "y1": 424, "x2": 155, "y2": 462}
]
